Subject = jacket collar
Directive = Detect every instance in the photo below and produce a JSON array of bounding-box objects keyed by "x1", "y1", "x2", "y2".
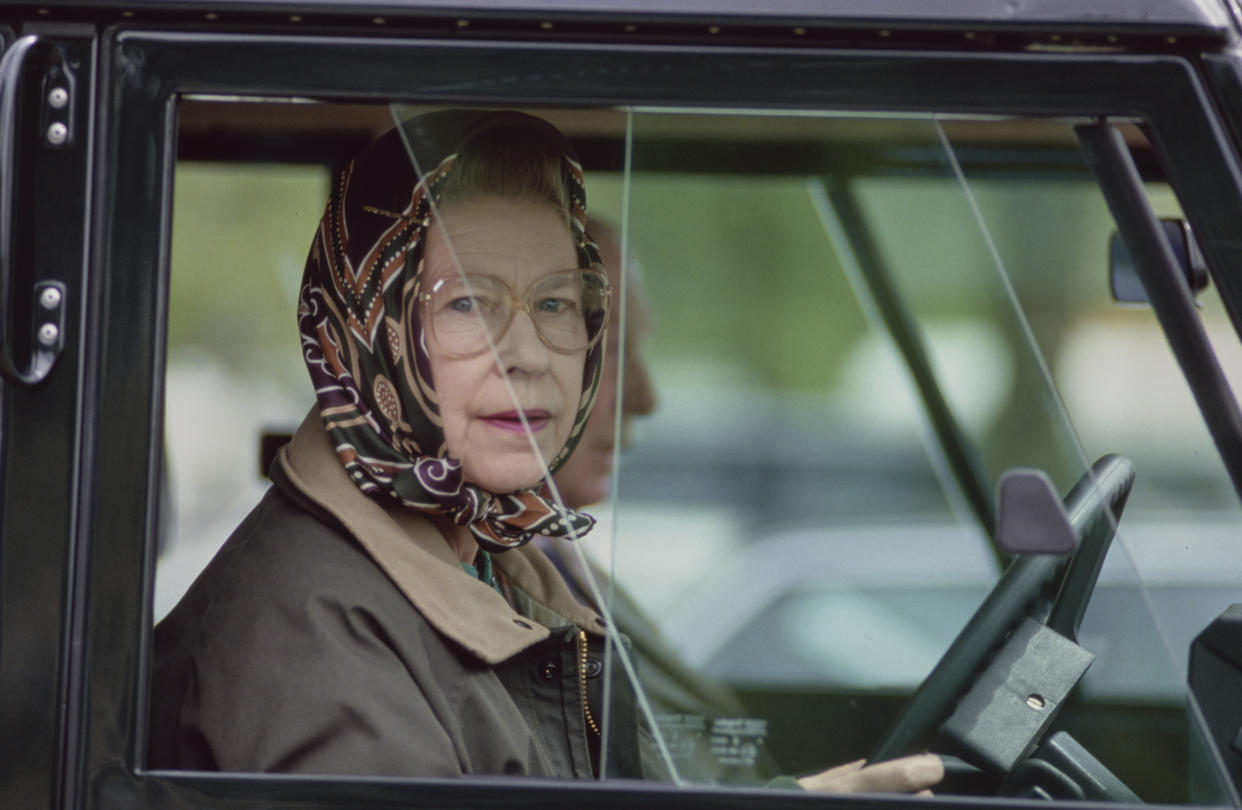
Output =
[{"x1": 276, "y1": 409, "x2": 606, "y2": 664}]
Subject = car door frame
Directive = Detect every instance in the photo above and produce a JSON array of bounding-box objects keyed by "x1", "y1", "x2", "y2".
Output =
[
  {"x1": 0, "y1": 21, "x2": 96, "y2": 810},
  {"x1": 10, "y1": 18, "x2": 1242, "y2": 810}
]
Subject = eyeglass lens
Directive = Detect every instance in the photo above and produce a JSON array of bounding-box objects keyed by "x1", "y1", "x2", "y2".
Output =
[{"x1": 428, "y1": 270, "x2": 609, "y2": 356}]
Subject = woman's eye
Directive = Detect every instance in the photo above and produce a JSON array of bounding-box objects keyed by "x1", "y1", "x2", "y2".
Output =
[
  {"x1": 445, "y1": 292, "x2": 501, "y2": 314},
  {"x1": 536, "y1": 297, "x2": 577, "y2": 315},
  {"x1": 447, "y1": 296, "x2": 475, "y2": 314}
]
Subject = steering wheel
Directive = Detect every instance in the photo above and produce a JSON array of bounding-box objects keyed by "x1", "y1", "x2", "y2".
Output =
[{"x1": 868, "y1": 454, "x2": 1136, "y2": 780}]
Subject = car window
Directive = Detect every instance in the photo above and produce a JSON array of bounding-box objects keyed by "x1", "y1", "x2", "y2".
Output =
[
  {"x1": 149, "y1": 98, "x2": 1238, "y2": 803},
  {"x1": 549, "y1": 108, "x2": 1234, "y2": 797},
  {"x1": 947, "y1": 137, "x2": 1242, "y2": 695}
]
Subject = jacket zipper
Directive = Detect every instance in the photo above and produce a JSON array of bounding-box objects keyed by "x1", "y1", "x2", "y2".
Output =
[{"x1": 577, "y1": 630, "x2": 601, "y2": 736}]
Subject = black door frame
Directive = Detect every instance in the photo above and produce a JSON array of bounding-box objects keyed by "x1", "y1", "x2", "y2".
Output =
[{"x1": 57, "y1": 24, "x2": 1242, "y2": 810}]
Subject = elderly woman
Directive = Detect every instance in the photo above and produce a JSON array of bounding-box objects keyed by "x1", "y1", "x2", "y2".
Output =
[{"x1": 148, "y1": 109, "x2": 941, "y2": 793}]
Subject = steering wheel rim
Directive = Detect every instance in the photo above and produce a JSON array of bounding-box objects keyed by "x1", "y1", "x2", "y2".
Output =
[{"x1": 868, "y1": 454, "x2": 1136, "y2": 766}]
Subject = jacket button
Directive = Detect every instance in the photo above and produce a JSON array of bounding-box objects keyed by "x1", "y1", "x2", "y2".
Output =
[
  {"x1": 540, "y1": 662, "x2": 559, "y2": 681},
  {"x1": 583, "y1": 658, "x2": 603, "y2": 678}
]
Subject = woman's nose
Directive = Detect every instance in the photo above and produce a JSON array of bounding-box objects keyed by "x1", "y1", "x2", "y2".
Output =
[{"x1": 496, "y1": 310, "x2": 551, "y2": 374}]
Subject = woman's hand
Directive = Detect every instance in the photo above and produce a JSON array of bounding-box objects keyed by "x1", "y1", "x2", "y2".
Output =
[{"x1": 798, "y1": 753, "x2": 944, "y2": 795}]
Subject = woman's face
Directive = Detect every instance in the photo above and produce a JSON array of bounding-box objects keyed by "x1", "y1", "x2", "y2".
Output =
[{"x1": 423, "y1": 196, "x2": 586, "y2": 494}]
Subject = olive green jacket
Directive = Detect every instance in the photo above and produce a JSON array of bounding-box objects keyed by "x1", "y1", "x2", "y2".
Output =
[{"x1": 148, "y1": 411, "x2": 645, "y2": 778}]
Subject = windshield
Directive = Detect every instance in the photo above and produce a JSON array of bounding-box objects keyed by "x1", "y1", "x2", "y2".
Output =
[{"x1": 152, "y1": 99, "x2": 1241, "y2": 803}]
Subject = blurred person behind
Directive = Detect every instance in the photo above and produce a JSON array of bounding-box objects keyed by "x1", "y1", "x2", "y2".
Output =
[
  {"x1": 553, "y1": 219, "x2": 657, "y2": 510},
  {"x1": 539, "y1": 222, "x2": 755, "y2": 778}
]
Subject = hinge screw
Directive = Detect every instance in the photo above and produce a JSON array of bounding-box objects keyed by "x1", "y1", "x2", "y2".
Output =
[
  {"x1": 47, "y1": 122, "x2": 68, "y2": 146},
  {"x1": 39, "y1": 287, "x2": 62, "y2": 309},
  {"x1": 38, "y1": 323, "x2": 60, "y2": 347},
  {"x1": 48, "y1": 87, "x2": 69, "y2": 109}
]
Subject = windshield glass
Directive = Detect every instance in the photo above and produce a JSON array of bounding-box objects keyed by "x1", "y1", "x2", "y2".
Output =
[{"x1": 152, "y1": 98, "x2": 1239, "y2": 803}]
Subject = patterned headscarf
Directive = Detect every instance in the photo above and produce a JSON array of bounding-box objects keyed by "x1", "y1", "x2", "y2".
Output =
[{"x1": 297, "y1": 111, "x2": 605, "y2": 553}]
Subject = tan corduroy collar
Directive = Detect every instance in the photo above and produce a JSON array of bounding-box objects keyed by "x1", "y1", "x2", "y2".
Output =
[{"x1": 277, "y1": 409, "x2": 606, "y2": 664}]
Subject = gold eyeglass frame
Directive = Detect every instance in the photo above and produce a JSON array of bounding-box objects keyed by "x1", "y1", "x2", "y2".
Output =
[{"x1": 418, "y1": 269, "x2": 612, "y2": 359}]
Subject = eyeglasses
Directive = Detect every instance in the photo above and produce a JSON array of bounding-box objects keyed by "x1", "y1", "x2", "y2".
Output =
[{"x1": 419, "y1": 269, "x2": 611, "y2": 359}]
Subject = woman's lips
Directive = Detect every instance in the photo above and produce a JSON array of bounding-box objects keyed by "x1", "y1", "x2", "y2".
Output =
[{"x1": 480, "y1": 409, "x2": 551, "y2": 434}]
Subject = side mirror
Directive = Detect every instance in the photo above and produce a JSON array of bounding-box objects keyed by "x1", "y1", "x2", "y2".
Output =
[{"x1": 1109, "y1": 218, "x2": 1208, "y2": 304}]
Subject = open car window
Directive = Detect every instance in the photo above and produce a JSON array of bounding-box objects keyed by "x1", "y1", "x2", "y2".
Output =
[{"x1": 152, "y1": 96, "x2": 1241, "y2": 802}]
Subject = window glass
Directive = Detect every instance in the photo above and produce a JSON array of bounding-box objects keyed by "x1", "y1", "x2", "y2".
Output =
[
  {"x1": 947, "y1": 144, "x2": 1242, "y2": 695},
  {"x1": 603, "y1": 109, "x2": 1233, "y2": 799},
  {"x1": 152, "y1": 99, "x2": 1235, "y2": 805}
]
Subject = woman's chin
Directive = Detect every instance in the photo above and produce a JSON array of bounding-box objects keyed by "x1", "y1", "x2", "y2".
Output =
[
  {"x1": 455, "y1": 432, "x2": 569, "y2": 495},
  {"x1": 463, "y1": 462, "x2": 545, "y2": 495}
]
